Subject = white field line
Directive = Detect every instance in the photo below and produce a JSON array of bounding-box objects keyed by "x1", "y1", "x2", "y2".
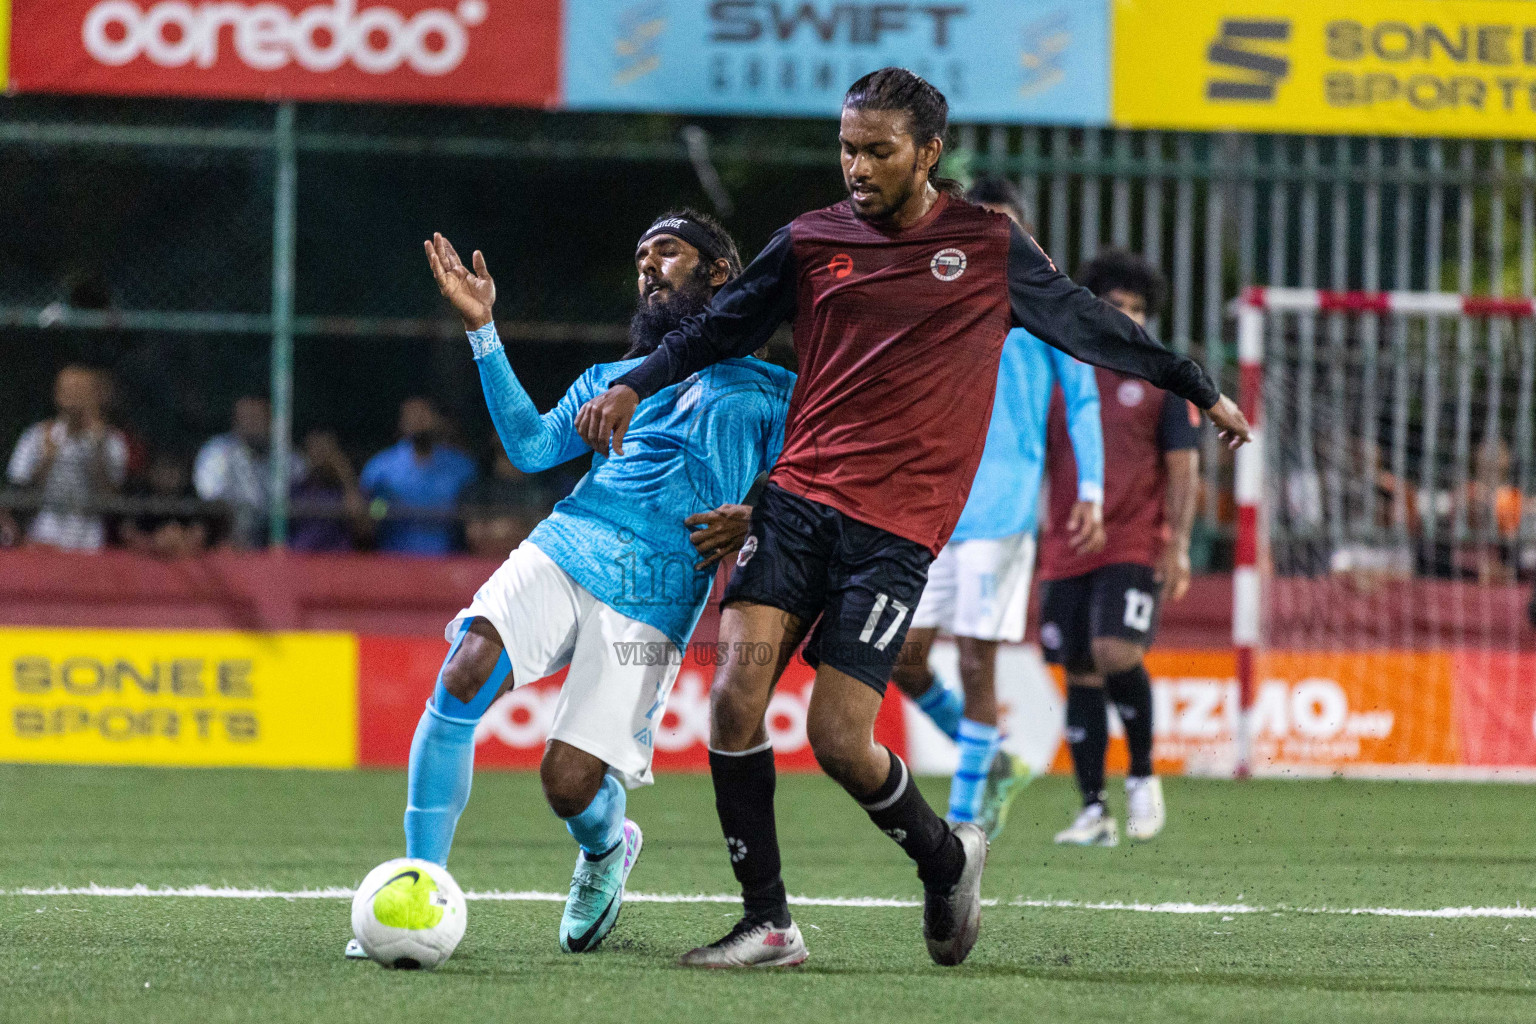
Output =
[{"x1": 4, "y1": 884, "x2": 1535, "y2": 919}]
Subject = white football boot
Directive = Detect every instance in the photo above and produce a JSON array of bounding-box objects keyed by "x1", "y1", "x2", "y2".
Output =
[
  {"x1": 923, "y1": 822, "x2": 989, "y2": 966},
  {"x1": 1053, "y1": 802, "x2": 1120, "y2": 847},
  {"x1": 1125, "y1": 776, "x2": 1167, "y2": 841},
  {"x1": 343, "y1": 938, "x2": 368, "y2": 959},
  {"x1": 677, "y1": 918, "x2": 809, "y2": 968}
]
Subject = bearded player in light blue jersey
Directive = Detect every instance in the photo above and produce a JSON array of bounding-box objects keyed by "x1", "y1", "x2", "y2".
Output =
[
  {"x1": 347, "y1": 213, "x2": 792, "y2": 959},
  {"x1": 891, "y1": 178, "x2": 1106, "y2": 839}
]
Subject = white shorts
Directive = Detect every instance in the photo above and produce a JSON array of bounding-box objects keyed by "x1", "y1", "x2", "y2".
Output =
[
  {"x1": 911, "y1": 532, "x2": 1035, "y2": 643},
  {"x1": 448, "y1": 541, "x2": 683, "y2": 788}
]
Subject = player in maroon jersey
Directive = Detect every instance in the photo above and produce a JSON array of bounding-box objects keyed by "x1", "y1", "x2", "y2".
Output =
[
  {"x1": 576, "y1": 68, "x2": 1251, "y2": 968},
  {"x1": 1038, "y1": 250, "x2": 1199, "y2": 847}
]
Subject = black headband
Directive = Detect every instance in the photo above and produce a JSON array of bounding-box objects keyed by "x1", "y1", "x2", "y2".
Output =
[{"x1": 636, "y1": 216, "x2": 728, "y2": 265}]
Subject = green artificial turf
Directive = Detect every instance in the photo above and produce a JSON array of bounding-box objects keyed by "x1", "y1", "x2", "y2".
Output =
[{"x1": 2, "y1": 764, "x2": 1534, "y2": 1023}]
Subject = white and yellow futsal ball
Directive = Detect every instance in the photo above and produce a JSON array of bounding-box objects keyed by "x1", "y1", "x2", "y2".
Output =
[{"x1": 350, "y1": 858, "x2": 467, "y2": 969}]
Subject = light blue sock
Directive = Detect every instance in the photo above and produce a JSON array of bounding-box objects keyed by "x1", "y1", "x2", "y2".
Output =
[
  {"x1": 562, "y1": 774, "x2": 627, "y2": 857},
  {"x1": 403, "y1": 704, "x2": 477, "y2": 866},
  {"x1": 915, "y1": 676, "x2": 964, "y2": 741},
  {"x1": 947, "y1": 718, "x2": 1001, "y2": 823},
  {"x1": 403, "y1": 621, "x2": 512, "y2": 866}
]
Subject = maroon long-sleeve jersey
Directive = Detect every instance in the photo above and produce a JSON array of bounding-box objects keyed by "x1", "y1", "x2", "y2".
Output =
[
  {"x1": 616, "y1": 194, "x2": 1219, "y2": 555},
  {"x1": 1039, "y1": 368, "x2": 1203, "y2": 580}
]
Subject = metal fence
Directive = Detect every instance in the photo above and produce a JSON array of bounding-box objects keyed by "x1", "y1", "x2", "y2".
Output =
[
  {"x1": 3, "y1": 100, "x2": 1531, "y2": 558},
  {"x1": 959, "y1": 127, "x2": 1536, "y2": 565}
]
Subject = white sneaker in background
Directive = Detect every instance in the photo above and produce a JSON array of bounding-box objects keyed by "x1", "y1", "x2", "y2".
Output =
[
  {"x1": 1125, "y1": 776, "x2": 1166, "y2": 841},
  {"x1": 1053, "y1": 802, "x2": 1119, "y2": 847}
]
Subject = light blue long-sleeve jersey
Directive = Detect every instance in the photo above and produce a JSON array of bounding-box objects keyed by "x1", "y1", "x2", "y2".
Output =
[
  {"x1": 468, "y1": 324, "x2": 794, "y2": 649},
  {"x1": 950, "y1": 327, "x2": 1104, "y2": 543}
]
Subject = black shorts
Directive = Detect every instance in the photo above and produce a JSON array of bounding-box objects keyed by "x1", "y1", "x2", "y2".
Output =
[
  {"x1": 1039, "y1": 562, "x2": 1162, "y2": 673},
  {"x1": 722, "y1": 483, "x2": 933, "y2": 694}
]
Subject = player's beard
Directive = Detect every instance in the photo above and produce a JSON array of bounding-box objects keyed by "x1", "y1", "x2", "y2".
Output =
[
  {"x1": 624, "y1": 265, "x2": 714, "y2": 359},
  {"x1": 847, "y1": 155, "x2": 919, "y2": 224}
]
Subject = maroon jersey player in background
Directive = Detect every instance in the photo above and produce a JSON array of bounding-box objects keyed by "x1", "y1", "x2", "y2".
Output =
[
  {"x1": 1039, "y1": 250, "x2": 1199, "y2": 848},
  {"x1": 577, "y1": 68, "x2": 1251, "y2": 969}
]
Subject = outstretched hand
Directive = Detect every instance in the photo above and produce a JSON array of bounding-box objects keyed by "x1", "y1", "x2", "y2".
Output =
[
  {"x1": 424, "y1": 232, "x2": 495, "y2": 331},
  {"x1": 1205, "y1": 394, "x2": 1252, "y2": 449}
]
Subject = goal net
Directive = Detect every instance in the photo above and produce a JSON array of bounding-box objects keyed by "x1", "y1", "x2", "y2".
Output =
[{"x1": 1233, "y1": 288, "x2": 1536, "y2": 779}]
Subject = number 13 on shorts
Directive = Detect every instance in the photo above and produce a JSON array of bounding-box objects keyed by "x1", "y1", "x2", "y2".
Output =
[
  {"x1": 860, "y1": 593, "x2": 910, "y2": 651},
  {"x1": 1123, "y1": 588, "x2": 1155, "y2": 632}
]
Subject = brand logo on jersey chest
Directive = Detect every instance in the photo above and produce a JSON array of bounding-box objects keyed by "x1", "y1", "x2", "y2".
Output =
[
  {"x1": 930, "y1": 248, "x2": 967, "y2": 281},
  {"x1": 827, "y1": 253, "x2": 853, "y2": 279},
  {"x1": 1117, "y1": 380, "x2": 1147, "y2": 407}
]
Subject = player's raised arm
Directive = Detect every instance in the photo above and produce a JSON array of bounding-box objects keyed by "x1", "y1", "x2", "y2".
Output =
[
  {"x1": 1004, "y1": 225, "x2": 1251, "y2": 449},
  {"x1": 575, "y1": 225, "x2": 798, "y2": 456},
  {"x1": 425, "y1": 232, "x2": 494, "y2": 331},
  {"x1": 476, "y1": 331, "x2": 600, "y2": 472},
  {"x1": 425, "y1": 234, "x2": 592, "y2": 471}
]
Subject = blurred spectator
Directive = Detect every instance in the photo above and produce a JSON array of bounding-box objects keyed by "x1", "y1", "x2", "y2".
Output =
[
  {"x1": 1457, "y1": 434, "x2": 1523, "y2": 584},
  {"x1": 462, "y1": 450, "x2": 556, "y2": 559},
  {"x1": 1327, "y1": 437, "x2": 1414, "y2": 584},
  {"x1": 290, "y1": 430, "x2": 367, "y2": 553},
  {"x1": 5, "y1": 365, "x2": 128, "y2": 551},
  {"x1": 194, "y1": 396, "x2": 306, "y2": 549},
  {"x1": 119, "y1": 452, "x2": 214, "y2": 558},
  {"x1": 1471, "y1": 435, "x2": 1522, "y2": 539},
  {"x1": 360, "y1": 397, "x2": 476, "y2": 556}
]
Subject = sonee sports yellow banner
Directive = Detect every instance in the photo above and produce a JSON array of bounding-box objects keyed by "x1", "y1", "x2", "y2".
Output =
[
  {"x1": 1, "y1": 0, "x2": 11, "y2": 92},
  {"x1": 0, "y1": 628, "x2": 357, "y2": 768},
  {"x1": 1113, "y1": 0, "x2": 1536, "y2": 138}
]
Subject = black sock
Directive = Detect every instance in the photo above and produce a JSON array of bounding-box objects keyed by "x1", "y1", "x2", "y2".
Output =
[
  {"x1": 1066, "y1": 684, "x2": 1108, "y2": 806},
  {"x1": 1106, "y1": 665, "x2": 1155, "y2": 778},
  {"x1": 858, "y1": 748, "x2": 964, "y2": 892},
  {"x1": 708, "y1": 745, "x2": 791, "y2": 928}
]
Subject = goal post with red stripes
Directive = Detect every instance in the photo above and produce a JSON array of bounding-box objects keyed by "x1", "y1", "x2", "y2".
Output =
[{"x1": 1231, "y1": 287, "x2": 1536, "y2": 779}]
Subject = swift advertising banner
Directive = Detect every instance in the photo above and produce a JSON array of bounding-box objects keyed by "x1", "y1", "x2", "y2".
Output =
[
  {"x1": 0, "y1": 627, "x2": 357, "y2": 768},
  {"x1": 561, "y1": 0, "x2": 1110, "y2": 124},
  {"x1": 7, "y1": 0, "x2": 560, "y2": 105},
  {"x1": 1113, "y1": 0, "x2": 1536, "y2": 138}
]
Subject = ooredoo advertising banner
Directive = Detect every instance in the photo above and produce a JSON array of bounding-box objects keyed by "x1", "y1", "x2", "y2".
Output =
[
  {"x1": 1113, "y1": 0, "x2": 1536, "y2": 138},
  {"x1": 7, "y1": 0, "x2": 560, "y2": 105},
  {"x1": 356, "y1": 633, "x2": 910, "y2": 771},
  {"x1": 561, "y1": 0, "x2": 1110, "y2": 124},
  {"x1": 0, "y1": 627, "x2": 357, "y2": 768}
]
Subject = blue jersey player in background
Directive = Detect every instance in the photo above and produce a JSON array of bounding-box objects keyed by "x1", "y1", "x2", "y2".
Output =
[
  {"x1": 346, "y1": 213, "x2": 792, "y2": 959},
  {"x1": 891, "y1": 178, "x2": 1106, "y2": 840}
]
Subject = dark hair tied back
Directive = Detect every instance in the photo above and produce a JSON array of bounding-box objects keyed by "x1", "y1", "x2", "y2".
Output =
[{"x1": 843, "y1": 67, "x2": 965, "y2": 197}]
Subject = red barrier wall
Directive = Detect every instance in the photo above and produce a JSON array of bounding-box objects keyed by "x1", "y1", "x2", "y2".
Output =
[
  {"x1": 0, "y1": 548, "x2": 1239, "y2": 643},
  {"x1": 0, "y1": 549, "x2": 501, "y2": 634}
]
